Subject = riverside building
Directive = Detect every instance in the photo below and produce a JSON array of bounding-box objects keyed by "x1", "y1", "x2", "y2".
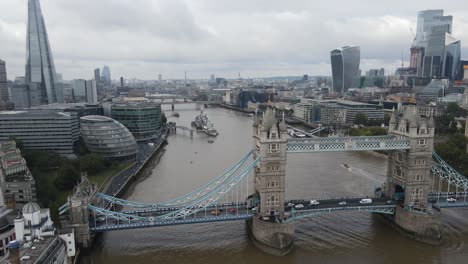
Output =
[
  {"x1": 80, "y1": 115, "x2": 137, "y2": 161},
  {"x1": 111, "y1": 102, "x2": 162, "y2": 141},
  {"x1": 0, "y1": 111, "x2": 80, "y2": 155}
]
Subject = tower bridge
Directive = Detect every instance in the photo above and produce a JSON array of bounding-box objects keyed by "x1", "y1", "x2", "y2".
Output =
[{"x1": 62, "y1": 105, "x2": 468, "y2": 254}]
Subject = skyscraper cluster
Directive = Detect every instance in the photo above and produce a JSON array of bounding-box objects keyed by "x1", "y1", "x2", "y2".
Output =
[{"x1": 410, "y1": 10, "x2": 461, "y2": 80}]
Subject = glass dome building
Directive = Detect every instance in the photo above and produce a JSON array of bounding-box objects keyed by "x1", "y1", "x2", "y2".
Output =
[{"x1": 80, "y1": 115, "x2": 137, "y2": 161}]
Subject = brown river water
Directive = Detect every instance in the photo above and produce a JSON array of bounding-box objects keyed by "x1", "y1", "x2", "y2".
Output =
[{"x1": 83, "y1": 104, "x2": 468, "y2": 264}]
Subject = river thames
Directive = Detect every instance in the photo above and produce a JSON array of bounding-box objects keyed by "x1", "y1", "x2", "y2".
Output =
[{"x1": 87, "y1": 104, "x2": 468, "y2": 264}]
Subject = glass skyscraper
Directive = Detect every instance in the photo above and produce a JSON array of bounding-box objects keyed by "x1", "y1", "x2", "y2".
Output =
[
  {"x1": 101, "y1": 65, "x2": 111, "y2": 87},
  {"x1": 0, "y1": 60, "x2": 8, "y2": 103},
  {"x1": 25, "y1": 0, "x2": 58, "y2": 105},
  {"x1": 411, "y1": 9, "x2": 460, "y2": 80},
  {"x1": 330, "y1": 46, "x2": 360, "y2": 94}
]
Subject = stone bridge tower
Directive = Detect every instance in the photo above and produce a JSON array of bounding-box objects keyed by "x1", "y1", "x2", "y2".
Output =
[
  {"x1": 386, "y1": 105, "x2": 442, "y2": 244},
  {"x1": 68, "y1": 173, "x2": 97, "y2": 248},
  {"x1": 249, "y1": 105, "x2": 294, "y2": 255}
]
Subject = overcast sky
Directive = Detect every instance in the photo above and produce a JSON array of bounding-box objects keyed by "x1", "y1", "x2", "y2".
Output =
[{"x1": 0, "y1": 0, "x2": 467, "y2": 80}]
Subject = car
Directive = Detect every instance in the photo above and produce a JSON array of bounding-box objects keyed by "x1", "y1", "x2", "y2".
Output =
[
  {"x1": 338, "y1": 201, "x2": 347, "y2": 205},
  {"x1": 211, "y1": 210, "x2": 221, "y2": 215},
  {"x1": 287, "y1": 202, "x2": 295, "y2": 207},
  {"x1": 447, "y1": 198, "x2": 457, "y2": 203},
  {"x1": 386, "y1": 200, "x2": 393, "y2": 204},
  {"x1": 251, "y1": 207, "x2": 258, "y2": 211},
  {"x1": 229, "y1": 208, "x2": 237, "y2": 213},
  {"x1": 294, "y1": 204, "x2": 304, "y2": 209},
  {"x1": 359, "y1": 198, "x2": 372, "y2": 204},
  {"x1": 310, "y1": 200, "x2": 320, "y2": 205}
]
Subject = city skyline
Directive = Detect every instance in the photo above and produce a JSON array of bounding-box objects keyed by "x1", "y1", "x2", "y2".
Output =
[{"x1": 0, "y1": 0, "x2": 467, "y2": 80}]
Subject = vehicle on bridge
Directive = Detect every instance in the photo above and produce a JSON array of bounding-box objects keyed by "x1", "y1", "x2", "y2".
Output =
[
  {"x1": 310, "y1": 200, "x2": 320, "y2": 205},
  {"x1": 211, "y1": 210, "x2": 221, "y2": 215},
  {"x1": 359, "y1": 199, "x2": 372, "y2": 204},
  {"x1": 447, "y1": 198, "x2": 457, "y2": 203},
  {"x1": 338, "y1": 201, "x2": 347, "y2": 205}
]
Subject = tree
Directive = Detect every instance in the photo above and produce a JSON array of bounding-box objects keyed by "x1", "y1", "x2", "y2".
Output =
[
  {"x1": 446, "y1": 102, "x2": 466, "y2": 117},
  {"x1": 80, "y1": 153, "x2": 106, "y2": 174},
  {"x1": 161, "y1": 112, "x2": 167, "y2": 125},
  {"x1": 354, "y1": 113, "x2": 368, "y2": 126},
  {"x1": 54, "y1": 162, "x2": 80, "y2": 190}
]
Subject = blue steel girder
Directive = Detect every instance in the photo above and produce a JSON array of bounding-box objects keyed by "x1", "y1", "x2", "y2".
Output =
[
  {"x1": 431, "y1": 152, "x2": 468, "y2": 190},
  {"x1": 89, "y1": 158, "x2": 258, "y2": 225},
  {"x1": 285, "y1": 205, "x2": 396, "y2": 222},
  {"x1": 91, "y1": 214, "x2": 253, "y2": 232},
  {"x1": 95, "y1": 150, "x2": 254, "y2": 208},
  {"x1": 88, "y1": 205, "x2": 149, "y2": 222},
  {"x1": 154, "y1": 158, "x2": 259, "y2": 220},
  {"x1": 435, "y1": 202, "x2": 468, "y2": 208},
  {"x1": 287, "y1": 135, "x2": 410, "y2": 153}
]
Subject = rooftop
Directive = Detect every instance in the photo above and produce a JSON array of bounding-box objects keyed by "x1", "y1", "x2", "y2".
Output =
[
  {"x1": 0, "y1": 110, "x2": 74, "y2": 119},
  {"x1": 80, "y1": 115, "x2": 113, "y2": 122},
  {"x1": 0, "y1": 236, "x2": 62, "y2": 264}
]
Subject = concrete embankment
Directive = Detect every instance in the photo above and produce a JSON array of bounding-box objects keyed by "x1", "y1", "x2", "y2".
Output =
[{"x1": 101, "y1": 129, "x2": 169, "y2": 198}]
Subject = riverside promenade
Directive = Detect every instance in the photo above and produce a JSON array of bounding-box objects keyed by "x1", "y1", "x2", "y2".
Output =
[{"x1": 101, "y1": 128, "x2": 168, "y2": 198}]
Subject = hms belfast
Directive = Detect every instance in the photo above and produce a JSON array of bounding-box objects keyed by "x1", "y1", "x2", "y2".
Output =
[{"x1": 191, "y1": 109, "x2": 218, "y2": 137}]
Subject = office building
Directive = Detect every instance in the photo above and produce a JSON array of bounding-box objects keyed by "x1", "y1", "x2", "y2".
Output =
[
  {"x1": 158, "y1": 74, "x2": 162, "y2": 82},
  {"x1": 25, "y1": 0, "x2": 58, "y2": 105},
  {"x1": 101, "y1": 66, "x2": 111, "y2": 87},
  {"x1": 0, "y1": 60, "x2": 8, "y2": 103},
  {"x1": 94, "y1": 68, "x2": 100, "y2": 82},
  {"x1": 72, "y1": 79, "x2": 86, "y2": 101},
  {"x1": 0, "y1": 140, "x2": 37, "y2": 210},
  {"x1": 85, "y1": 80, "x2": 98, "y2": 104},
  {"x1": 411, "y1": 10, "x2": 461, "y2": 79},
  {"x1": 331, "y1": 46, "x2": 360, "y2": 93},
  {"x1": 111, "y1": 102, "x2": 162, "y2": 141},
  {"x1": 298, "y1": 99, "x2": 383, "y2": 125},
  {"x1": 11, "y1": 77, "x2": 30, "y2": 109},
  {"x1": 0, "y1": 111, "x2": 80, "y2": 154},
  {"x1": 120, "y1": 77, "x2": 124, "y2": 87},
  {"x1": 80, "y1": 116, "x2": 137, "y2": 161}
]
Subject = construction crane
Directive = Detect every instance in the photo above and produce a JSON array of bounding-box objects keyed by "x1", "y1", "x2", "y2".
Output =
[{"x1": 409, "y1": 26, "x2": 416, "y2": 41}]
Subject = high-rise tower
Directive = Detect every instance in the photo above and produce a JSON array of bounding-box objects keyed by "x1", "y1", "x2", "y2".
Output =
[
  {"x1": 0, "y1": 60, "x2": 8, "y2": 103},
  {"x1": 25, "y1": 0, "x2": 58, "y2": 105},
  {"x1": 330, "y1": 46, "x2": 360, "y2": 93},
  {"x1": 101, "y1": 66, "x2": 111, "y2": 87}
]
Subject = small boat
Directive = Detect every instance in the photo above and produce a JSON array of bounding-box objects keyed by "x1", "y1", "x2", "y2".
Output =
[{"x1": 341, "y1": 163, "x2": 350, "y2": 169}]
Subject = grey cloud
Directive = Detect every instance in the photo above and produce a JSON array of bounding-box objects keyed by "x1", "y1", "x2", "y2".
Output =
[{"x1": 0, "y1": 0, "x2": 467, "y2": 79}]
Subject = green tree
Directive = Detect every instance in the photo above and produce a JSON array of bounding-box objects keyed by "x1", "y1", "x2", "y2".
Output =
[
  {"x1": 161, "y1": 112, "x2": 167, "y2": 124},
  {"x1": 446, "y1": 102, "x2": 466, "y2": 117},
  {"x1": 435, "y1": 134, "x2": 468, "y2": 176},
  {"x1": 354, "y1": 113, "x2": 368, "y2": 126},
  {"x1": 54, "y1": 162, "x2": 80, "y2": 190},
  {"x1": 80, "y1": 153, "x2": 106, "y2": 174}
]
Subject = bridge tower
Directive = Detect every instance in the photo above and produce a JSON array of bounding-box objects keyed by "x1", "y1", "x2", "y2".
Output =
[
  {"x1": 249, "y1": 105, "x2": 294, "y2": 255},
  {"x1": 385, "y1": 105, "x2": 442, "y2": 244},
  {"x1": 68, "y1": 173, "x2": 97, "y2": 248}
]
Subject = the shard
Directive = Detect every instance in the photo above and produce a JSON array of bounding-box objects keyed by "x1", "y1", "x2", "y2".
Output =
[{"x1": 25, "y1": 0, "x2": 58, "y2": 105}]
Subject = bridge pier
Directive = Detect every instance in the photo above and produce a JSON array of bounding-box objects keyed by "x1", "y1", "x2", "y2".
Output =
[
  {"x1": 248, "y1": 217, "x2": 295, "y2": 255},
  {"x1": 249, "y1": 105, "x2": 295, "y2": 255},
  {"x1": 391, "y1": 206, "x2": 442, "y2": 244},
  {"x1": 385, "y1": 106, "x2": 442, "y2": 245}
]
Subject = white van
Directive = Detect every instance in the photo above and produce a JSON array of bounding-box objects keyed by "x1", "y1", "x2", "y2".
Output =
[{"x1": 359, "y1": 198, "x2": 372, "y2": 204}]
